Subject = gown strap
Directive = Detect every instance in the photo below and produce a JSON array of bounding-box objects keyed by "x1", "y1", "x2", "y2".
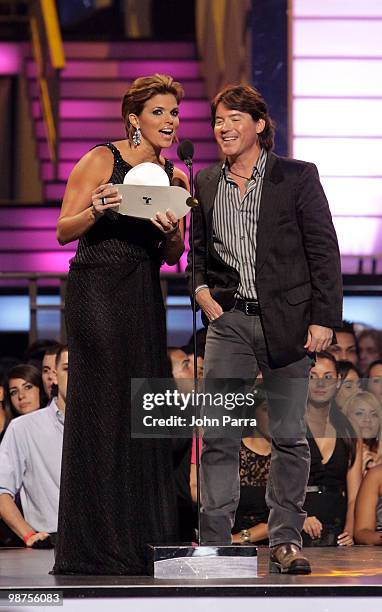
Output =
[{"x1": 92, "y1": 142, "x2": 130, "y2": 167}]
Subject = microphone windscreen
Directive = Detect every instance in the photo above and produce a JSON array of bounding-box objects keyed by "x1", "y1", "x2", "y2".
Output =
[{"x1": 177, "y1": 140, "x2": 194, "y2": 161}]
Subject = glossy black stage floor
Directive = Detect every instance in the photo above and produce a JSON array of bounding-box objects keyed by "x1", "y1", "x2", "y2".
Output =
[{"x1": 1, "y1": 546, "x2": 382, "y2": 610}]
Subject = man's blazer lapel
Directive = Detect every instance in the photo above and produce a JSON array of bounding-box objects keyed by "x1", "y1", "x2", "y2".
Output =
[
  {"x1": 256, "y1": 153, "x2": 284, "y2": 274},
  {"x1": 198, "y1": 163, "x2": 221, "y2": 243}
]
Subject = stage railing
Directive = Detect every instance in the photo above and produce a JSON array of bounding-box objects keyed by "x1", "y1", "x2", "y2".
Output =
[
  {"x1": 0, "y1": 273, "x2": 188, "y2": 345},
  {"x1": 1, "y1": 264, "x2": 381, "y2": 345},
  {"x1": 0, "y1": 272, "x2": 68, "y2": 344}
]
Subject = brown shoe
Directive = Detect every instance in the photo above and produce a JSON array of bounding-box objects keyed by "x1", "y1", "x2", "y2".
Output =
[{"x1": 269, "y1": 543, "x2": 311, "y2": 574}]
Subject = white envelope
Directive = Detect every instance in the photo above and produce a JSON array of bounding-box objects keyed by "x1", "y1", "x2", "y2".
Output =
[{"x1": 115, "y1": 184, "x2": 192, "y2": 220}]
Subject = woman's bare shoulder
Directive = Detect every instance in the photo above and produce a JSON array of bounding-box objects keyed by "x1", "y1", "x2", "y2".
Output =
[
  {"x1": 77, "y1": 144, "x2": 114, "y2": 169},
  {"x1": 172, "y1": 165, "x2": 189, "y2": 189},
  {"x1": 70, "y1": 145, "x2": 114, "y2": 181}
]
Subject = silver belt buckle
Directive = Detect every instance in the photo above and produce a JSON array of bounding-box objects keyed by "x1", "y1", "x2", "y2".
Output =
[{"x1": 245, "y1": 301, "x2": 257, "y2": 315}]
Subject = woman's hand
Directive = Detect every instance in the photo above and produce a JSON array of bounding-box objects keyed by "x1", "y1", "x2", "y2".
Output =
[
  {"x1": 25, "y1": 532, "x2": 50, "y2": 547},
  {"x1": 303, "y1": 516, "x2": 323, "y2": 539},
  {"x1": 151, "y1": 208, "x2": 180, "y2": 237},
  {"x1": 337, "y1": 530, "x2": 354, "y2": 546},
  {"x1": 91, "y1": 183, "x2": 122, "y2": 218},
  {"x1": 362, "y1": 449, "x2": 379, "y2": 475},
  {"x1": 231, "y1": 532, "x2": 243, "y2": 544}
]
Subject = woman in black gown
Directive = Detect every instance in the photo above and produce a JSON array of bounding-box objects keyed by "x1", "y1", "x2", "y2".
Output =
[
  {"x1": 304, "y1": 352, "x2": 362, "y2": 547},
  {"x1": 53, "y1": 75, "x2": 188, "y2": 575}
]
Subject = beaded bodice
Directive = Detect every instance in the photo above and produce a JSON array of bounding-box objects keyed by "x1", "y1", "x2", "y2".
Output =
[{"x1": 71, "y1": 143, "x2": 174, "y2": 266}]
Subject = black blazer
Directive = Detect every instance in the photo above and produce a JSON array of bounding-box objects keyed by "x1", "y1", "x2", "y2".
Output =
[{"x1": 186, "y1": 153, "x2": 343, "y2": 368}]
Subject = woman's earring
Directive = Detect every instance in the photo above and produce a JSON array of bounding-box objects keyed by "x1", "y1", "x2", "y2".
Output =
[{"x1": 132, "y1": 127, "x2": 141, "y2": 147}]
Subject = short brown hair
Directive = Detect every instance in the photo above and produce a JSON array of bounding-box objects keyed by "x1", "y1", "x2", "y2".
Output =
[
  {"x1": 56, "y1": 345, "x2": 68, "y2": 367},
  {"x1": 211, "y1": 84, "x2": 275, "y2": 151},
  {"x1": 359, "y1": 329, "x2": 382, "y2": 358},
  {"x1": 121, "y1": 74, "x2": 184, "y2": 138}
]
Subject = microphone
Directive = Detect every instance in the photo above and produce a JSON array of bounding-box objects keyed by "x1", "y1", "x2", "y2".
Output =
[
  {"x1": 177, "y1": 139, "x2": 198, "y2": 207},
  {"x1": 177, "y1": 140, "x2": 194, "y2": 166}
]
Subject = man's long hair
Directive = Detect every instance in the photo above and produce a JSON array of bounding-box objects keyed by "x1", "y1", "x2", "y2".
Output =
[{"x1": 211, "y1": 84, "x2": 275, "y2": 151}]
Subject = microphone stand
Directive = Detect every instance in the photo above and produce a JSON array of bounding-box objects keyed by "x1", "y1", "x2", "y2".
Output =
[{"x1": 184, "y1": 156, "x2": 201, "y2": 547}]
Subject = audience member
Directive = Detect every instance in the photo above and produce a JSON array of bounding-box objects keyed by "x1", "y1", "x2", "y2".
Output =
[
  {"x1": 358, "y1": 330, "x2": 382, "y2": 376},
  {"x1": 190, "y1": 385, "x2": 271, "y2": 545},
  {"x1": 231, "y1": 388, "x2": 271, "y2": 545},
  {"x1": 4, "y1": 364, "x2": 46, "y2": 418},
  {"x1": 183, "y1": 347, "x2": 204, "y2": 380},
  {"x1": 335, "y1": 361, "x2": 361, "y2": 409},
  {"x1": 354, "y1": 465, "x2": 382, "y2": 545},
  {"x1": 327, "y1": 321, "x2": 358, "y2": 366},
  {"x1": 367, "y1": 360, "x2": 382, "y2": 404},
  {"x1": 42, "y1": 344, "x2": 62, "y2": 399},
  {"x1": 0, "y1": 369, "x2": 9, "y2": 443},
  {"x1": 167, "y1": 346, "x2": 196, "y2": 542},
  {"x1": 304, "y1": 352, "x2": 362, "y2": 547},
  {"x1": 182, "y1": 328, "x2": 207, "y2": 381},
  {"x1": 343, "y1": 391, "x2": 382, "y2": 475},
  {"x1": 168, "y1": 347, "x2": 194, "y2": 380},
  {"x1": 23, "y1": 339, "x2": 60, "y2": 371},
  {"x1": 186, "y1": 328, "x2": 207, "y2": 359},
  {"x1": 0, "y1": 346, "x2": 68, "y2": 547}
]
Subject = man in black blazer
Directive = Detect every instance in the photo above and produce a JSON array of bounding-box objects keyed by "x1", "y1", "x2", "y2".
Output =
[{"x1": 187, "y1": 85, "x2": 342, "y2": 574}]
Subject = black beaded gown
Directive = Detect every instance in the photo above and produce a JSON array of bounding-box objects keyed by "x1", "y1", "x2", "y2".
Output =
[{"x1": 53, "y1": 143, "x2": 179, "y2": 575}]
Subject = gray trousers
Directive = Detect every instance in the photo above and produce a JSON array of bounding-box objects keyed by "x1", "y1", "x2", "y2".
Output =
[{"x1": 200, "y1": 309, "x2": 312, "y2": 547}]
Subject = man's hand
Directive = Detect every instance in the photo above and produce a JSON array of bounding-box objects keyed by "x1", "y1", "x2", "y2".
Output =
[
  {"x1": 195, "y1": 288, "x2": 223, "y2": 322},
  {"x1": 25, "y1": 532, "x2": 49, "y2": 547},
  {"x1": 303, "y1": 516, "x2": 322, "y2": 539},
  {"x1": 304, "y1": 324, "x2": 333, "y2": 353}
]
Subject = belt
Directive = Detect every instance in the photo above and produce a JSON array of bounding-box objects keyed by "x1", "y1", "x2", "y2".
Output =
[
  {"x1": 306, "y1": 485, "x2": 346, "y2": 496},
  {"x1": 234, "y1": 298, "x2": 260, "y2": 316}
]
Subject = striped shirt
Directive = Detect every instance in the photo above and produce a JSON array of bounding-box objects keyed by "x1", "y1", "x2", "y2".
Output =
[{"x1": 212, "y1": 148, "x2": 267, "y2": 300}]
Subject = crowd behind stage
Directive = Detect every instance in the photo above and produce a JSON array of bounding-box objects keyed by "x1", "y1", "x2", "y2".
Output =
[{"x1": 1, "y1": 322, "x2": 382, "y2": 550}]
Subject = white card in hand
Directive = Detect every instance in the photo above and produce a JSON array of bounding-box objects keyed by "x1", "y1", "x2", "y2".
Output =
[{"x1": 115, "y1": 184, "x2": 192, "y2": 220}]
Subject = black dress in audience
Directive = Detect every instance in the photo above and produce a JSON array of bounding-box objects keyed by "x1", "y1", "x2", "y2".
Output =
[
  {"x1": 303, "y1": 425, "x2": 349, "y2": 546},
  {"x1": 233, "y1": 441, "x2": 270, "y2": 544}
]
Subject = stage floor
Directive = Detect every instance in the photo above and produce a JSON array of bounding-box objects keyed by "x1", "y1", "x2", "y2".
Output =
[{"x1": 0, "y1": 546, "x2": 382, "y2": 596}]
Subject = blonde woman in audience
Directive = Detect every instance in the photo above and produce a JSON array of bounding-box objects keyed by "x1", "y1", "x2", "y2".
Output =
[
  {"x1": 354, "y1": 464, "x2": 382, "y2": 545},
  {"x1": 343, "y1": 391, "x2": 382, "y2": 475}
]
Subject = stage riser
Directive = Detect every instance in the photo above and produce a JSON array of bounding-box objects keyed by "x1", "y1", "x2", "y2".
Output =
[
  {"x1": 29, "y1": 80, "x2": 206, "y2": 99},
  {"x1": 31, "y1": 100, "x2": 210, "y2": 121},
  {"x1": 26, "y1": 60, "x2": 201, "y2": 80},
  {"x1": 34, "y1": 119, "x2": 213, "y2": 140}
]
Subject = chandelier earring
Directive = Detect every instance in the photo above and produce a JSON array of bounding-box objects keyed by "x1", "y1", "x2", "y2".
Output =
[{"x1": 132, "y1": 127, "x2": 142, "y2": 147}]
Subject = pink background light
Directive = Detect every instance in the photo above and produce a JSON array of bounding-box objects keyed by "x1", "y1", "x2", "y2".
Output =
[
  {"x1": 294, "y1": 59, "x2": 382, "y2": 97},
  {"x1": 293, "y1": 138, "x2": 382, "y2": 176},
  {"x1": 294, "y1": 20, "x2": 382, "y2": 57},
  {"x1": 293, "y1": 99, "x2": 382, "y2": 136},
  {"x1": 0, "y1": 43, "x2": 21, "y2": 74},
  {"x1": 294, "y1": 0, "x2": 382, "y2": 17},
  {"x1": 292, "y1": 0, "x2": 382, "y2": 269}
]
